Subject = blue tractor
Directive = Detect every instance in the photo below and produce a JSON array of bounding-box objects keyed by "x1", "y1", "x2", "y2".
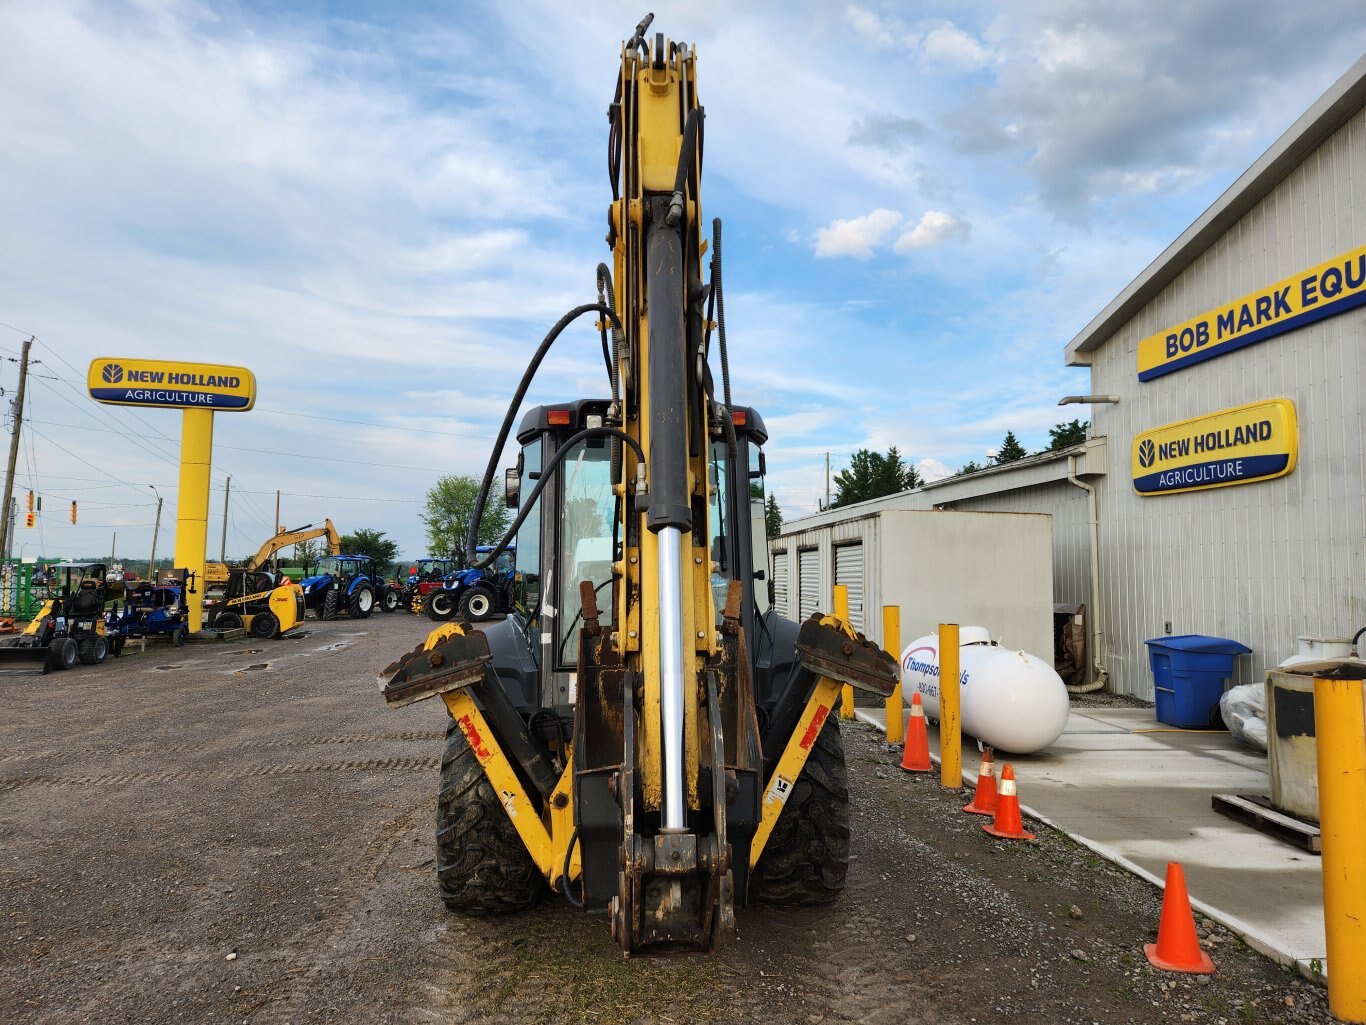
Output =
[
  {"x1": 299, "y1": 554, "x2": 383, "y2": 620},
  {"x1": 423, "y1": 544, "x2": 515, "y2": 623},
  {"x1": 111, "y1": 579, "x2": 191, "y2": 646}
]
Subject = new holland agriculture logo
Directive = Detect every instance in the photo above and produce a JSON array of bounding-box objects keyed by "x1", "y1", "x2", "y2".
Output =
[
  {"x1": 86, "y1": 357, "x2": 256, "y2": 412},
  {"x1": 1137, "y1": 243, "x2": 1366, "y2": 381},
  {"x1": 1131, "y1": 399, "x2": 1298, "y2": 496},
  {"x1": 1138, "y1": 439, "x2": 1156, "y2": 469}
]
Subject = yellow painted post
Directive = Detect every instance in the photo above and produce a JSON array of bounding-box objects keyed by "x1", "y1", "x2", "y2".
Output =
[
  {"x1": 833, "y1": 584, "x2": 855, "y2": 718},
  {"x1": 174, "y1": 408, "x2": 215, "y2": 633},
  {"x1": 884, "y1": 605, "x2": 902, "y2": 744},
  {"x1": 939, "y1": 623, "x2": 962, "y2": 789},
  {"x1": 1314, "y1": 674, "x2": 1366, "y2": 1021}
]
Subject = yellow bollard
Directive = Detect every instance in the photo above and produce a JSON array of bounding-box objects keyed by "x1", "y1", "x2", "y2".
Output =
[
  {"x1": 1314, "y1": 673, "x2": 1366, "y2": 1022},
  {"x1": 173, "y1": 408, "x2": 215, "y2": 634},
  {"x1": 884, "y1": 606, "x2": 902, "y2": 744},
  {"x1": 834, "y1": 585, "x2": 855, "y2": 719},
  {"x1": 939, "y1": 623, "x2": 962, "y2": 789}
]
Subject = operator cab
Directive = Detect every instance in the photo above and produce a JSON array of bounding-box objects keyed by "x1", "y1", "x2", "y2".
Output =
[{"x1": 482, "y1": 399, "x2": 773, "y2": 720}]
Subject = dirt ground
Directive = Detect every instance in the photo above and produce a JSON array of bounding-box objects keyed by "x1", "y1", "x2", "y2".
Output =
[{"x1": 0, "y1": 614, "x2": 1338, "y2": 1024}]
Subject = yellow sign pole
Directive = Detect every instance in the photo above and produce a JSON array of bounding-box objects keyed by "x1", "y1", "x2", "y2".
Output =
[
  {"x1": 834, "y1": 584, "x2": 855, "y2": 719},
  {"x1": 174, "y1": 408, "x2": 214, "y2": 633},
  {"x1": 939, "y1": 623, "x2": 962, "y2": 789},
  {"x1": 1314, "y1": 674, "x2": 1366, "y2": 1021},
  {"x1": 883, "y1": 605, "x2": 902, "y2": 744}
]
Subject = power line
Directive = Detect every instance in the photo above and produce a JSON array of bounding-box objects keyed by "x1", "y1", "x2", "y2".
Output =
[{"x1": 254, "y1": 406, "x2": 494, "y2": 440}]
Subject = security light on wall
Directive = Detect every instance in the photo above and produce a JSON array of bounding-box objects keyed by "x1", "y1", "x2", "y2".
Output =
[{"x1": 1058, "y1": 394, "x2": 1120, "y2": 406}]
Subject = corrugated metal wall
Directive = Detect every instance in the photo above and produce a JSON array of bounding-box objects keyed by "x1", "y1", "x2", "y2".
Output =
[
  {"x1": 1085, "y1": 105, "x2": 1366, "y2": 698},
  {"x1": 941, "y1": 482, "x2": 1091, "y2": 612}
]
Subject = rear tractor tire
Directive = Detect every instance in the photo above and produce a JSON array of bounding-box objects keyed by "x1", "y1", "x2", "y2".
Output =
[
  {"x1": 349, "y1": 586, "x2": 374, "y2": 619},
  {"x1": 749, "y1": 715, "x2": 850, "y2": 906},
  {"x1": 436, "y1": 720, "x2": 544, "y2": 915}
]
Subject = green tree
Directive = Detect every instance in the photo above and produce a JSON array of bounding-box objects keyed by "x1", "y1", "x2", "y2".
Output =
[
  {"x1": 832, "y1": 446, "x2": 921, "y2": 507},
  {"x1": 340, "y1": 528, "x2": 401, "y2": 570},
  {"x1": 957, "y1": 460, "x2": 983, "y2": 475},
  {"x1": 996, "y1": 431, "x2": 1027, "y2": 463},
  {"x1": 1048, "y1": 419, "x2": 1090, "y2": 450},
  {"x1": 765, "y1": 493, "x2": 783, "y2": 539},
  {"x1": 421, "y1": 474, "x2": 512, "y2": 557},
  {"x1": 292, "y1": 538, "x2": 321, "y2": 575}
]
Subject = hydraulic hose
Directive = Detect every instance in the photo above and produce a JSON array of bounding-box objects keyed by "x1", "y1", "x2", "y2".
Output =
[
  {"x1": 712, "y1": 218, "x2": 731, "y2": 409},
  {"x1": 465, "y1": 303, "x2": 623, "y2": 565},
  {"x1": 596, "y1": 264, "x2": 624, "y2": 486},
  {"x1": 466, "y1": 425, "x2": 645, "y2": 571}
]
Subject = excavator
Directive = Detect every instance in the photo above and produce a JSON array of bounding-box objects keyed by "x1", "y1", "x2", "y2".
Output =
[
  {"x1": 206, "y1": 519, "x2": 341, "y2": 638},
  {"x1": 378, "y1": 15, "x2": 896, "y2": 954}
]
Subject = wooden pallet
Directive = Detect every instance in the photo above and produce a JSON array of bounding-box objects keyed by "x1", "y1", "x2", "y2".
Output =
[{"x1": 1212, "y1": 793, "x2": 1321, "y2": 854}]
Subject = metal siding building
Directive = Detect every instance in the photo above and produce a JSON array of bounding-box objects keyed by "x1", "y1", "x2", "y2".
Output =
[
  {"x1": 1064, "y1": 58, "x2": 1366, "y2": 698},
  {"x1": 770, "y1": 58, "x2": 1366, "y2": 702}
]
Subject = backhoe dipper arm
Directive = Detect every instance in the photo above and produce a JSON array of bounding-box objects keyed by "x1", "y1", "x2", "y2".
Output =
[{"x1": 244, "y1": 518, "x2": 341, "y2": 571}]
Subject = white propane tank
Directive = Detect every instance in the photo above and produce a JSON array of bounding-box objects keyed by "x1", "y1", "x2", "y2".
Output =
[{"x1": 900, "y1": 627, "x2": 1071, "y2": 754}]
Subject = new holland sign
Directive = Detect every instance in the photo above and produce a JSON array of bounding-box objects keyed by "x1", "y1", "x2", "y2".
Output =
[
  {"x1": 87, "y1": 358, "x2": 256, "y2": 411},
  {"x1": 1132, "y1": 399, "x2": 1298, "y2": 496},
  {"x1": 1137, "y1": 244, "x2": 1366, "y2": 381}
]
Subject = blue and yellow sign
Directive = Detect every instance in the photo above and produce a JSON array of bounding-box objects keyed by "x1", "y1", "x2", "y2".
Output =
[
  {"x1": 1138, "y1": 244, "x2": 1366, "y2": 381},
  {"x1": 87, "y1": 357, "x2": 256, "y2": 411},
  {"x1": 1132, "y1": 399, "x2": 1297, "y2": 495}
]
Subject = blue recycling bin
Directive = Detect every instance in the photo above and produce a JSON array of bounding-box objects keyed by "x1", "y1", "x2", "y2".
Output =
[{"x1": 1145, "y1": 635, "x2": 1252, "y2": 728}]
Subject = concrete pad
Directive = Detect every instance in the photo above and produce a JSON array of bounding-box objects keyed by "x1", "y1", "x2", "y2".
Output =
[{"x1": 858, "y1": 704, "x2": 1328, "y2": 976}]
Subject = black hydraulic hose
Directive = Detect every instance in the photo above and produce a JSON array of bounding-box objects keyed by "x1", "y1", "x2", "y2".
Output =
[
  {"x1": 465, "y1": 304, "x2": 624, "y2": 564},
  {"x1": 666, "y1": 107, "x2": 703, "y2": 228},
  {"x1": 596, "y1": 264, "x2": 624, "y2": 486},
  {"x1": 467, "y1": 426, "x2": 646, "y2": 571},
  {"x1": 625, "y1": 13, "x2": 654, "y2": 56},
  {"x1": 712, "y1": 218, "x2": 731, "y2": 409},
  {"x1": 559, "y1": 829, "x2": 583, "y2": 909},
  {"x1": 1353, "y1": 625, "x2": 1366, "y2": 656}
]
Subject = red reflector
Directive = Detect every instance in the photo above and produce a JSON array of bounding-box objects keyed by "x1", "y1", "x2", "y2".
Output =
[
  {"x1": 547, "y1": 409, "x2": 572, "y2": 426},
  {"x1": 730, "y1": 409, "x2": 747, "y2": 426}
]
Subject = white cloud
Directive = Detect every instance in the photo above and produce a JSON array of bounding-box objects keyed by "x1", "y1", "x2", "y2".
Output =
[
  {"x1": 813, "y1": 208, "x2": 903, "y2": 259},
  {"x1": 894, "y1": 210, "x2": 969, "y2": 251},
  {"x1": 916, "y1": 458, "x2": 953, "y2": 483},
  {"x1": 845, "y1": 4, "x2": 896, "y2": 47},
  {"x1": 914, "y1": 22, "x2": 992, "y2": 69}
]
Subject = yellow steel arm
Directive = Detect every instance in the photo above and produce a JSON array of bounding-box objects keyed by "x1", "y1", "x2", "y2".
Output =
[{"x1": 245, "y1": 519, "x2": 341, "y2": 571}]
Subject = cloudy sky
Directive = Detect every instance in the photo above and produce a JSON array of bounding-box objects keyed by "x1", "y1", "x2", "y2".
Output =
[{"x1": 2, "y1": 1, "x2": 1363, "y2": 563}]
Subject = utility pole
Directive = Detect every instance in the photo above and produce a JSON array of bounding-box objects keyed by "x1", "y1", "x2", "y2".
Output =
[
  {"x1": 220, "y1": 475, "x2": 231, "y2": 562},
  {"x1": 824, "y1": 451, "x2": 831, "y2": 512},
  {"x1": 111, "y1": 530, "x2": 117, "y2": 567},
  {"x1": 0, "y1": 337, "x2": 33, "y2": 562},
  {"x1": 148, "y1": 486, "x2": 163, "y2": 583},
  {"x1": 274, "y1": 489, "x2": 281, "y2": 574}
]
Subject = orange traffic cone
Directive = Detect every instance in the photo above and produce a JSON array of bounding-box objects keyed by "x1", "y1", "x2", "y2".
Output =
[
  {"x1": 982, "y1": 764, "x2": 1035, "y2": 840},
  {"x1": 963, "y1": 746, "x2": 997, "y2": 816},
  {"x1": 1145, "y1": 862, "x2": 1215, "y2": 974},
  {"x1": 900, "y1": 693, "x2": 932, "y2": 772}
]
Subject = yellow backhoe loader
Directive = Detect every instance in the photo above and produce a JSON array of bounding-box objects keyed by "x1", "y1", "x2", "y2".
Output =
[
  {"x1": 379, "y1": 16, "x2": 895, "y2": 954},
  {"x1": 206, "y1": 520, "x2": 341, "y2": 638}
]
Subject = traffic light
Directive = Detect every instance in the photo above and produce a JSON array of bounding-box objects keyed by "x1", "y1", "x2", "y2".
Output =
[
  {"x1": 26, "y1": 490, "x2": 33, "y2": 512},
  {"x1": 70, "y1": 500, "x2": 77, "y2": 524},
  {"x1": 25, "y1": 512, "x2": 34, "y2": 529}
]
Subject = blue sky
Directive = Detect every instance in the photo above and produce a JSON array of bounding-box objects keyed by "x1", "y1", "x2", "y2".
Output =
[{"x1": 2, "y1": 1, "x2": 1363, "y2": 562}]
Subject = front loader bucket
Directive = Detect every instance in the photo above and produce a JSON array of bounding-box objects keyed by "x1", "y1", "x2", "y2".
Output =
[{"x1": 0, "y1": 644, "x2": 53, "y2": 674}]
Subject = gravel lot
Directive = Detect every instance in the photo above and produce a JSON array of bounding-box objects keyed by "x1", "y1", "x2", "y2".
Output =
[{"x1": 0, "y1": 614, "x2": 1336, "y2": 1024}]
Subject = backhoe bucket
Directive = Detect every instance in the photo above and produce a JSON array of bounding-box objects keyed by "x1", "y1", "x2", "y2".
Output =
[{"x1": 0, "y1": 644, "x2": 54, "y2": 674}]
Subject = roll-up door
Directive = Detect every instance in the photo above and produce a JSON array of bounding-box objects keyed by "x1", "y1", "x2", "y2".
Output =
[
  {"x1": 772, "y1": 551, "x2": 789, "y2": 617},
  {"x1": 833, "y1": 543, "x2": 864, "y2": 632},
  {"x1": 798, "y1": 548, "x2": 820, "y2": 621}
]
